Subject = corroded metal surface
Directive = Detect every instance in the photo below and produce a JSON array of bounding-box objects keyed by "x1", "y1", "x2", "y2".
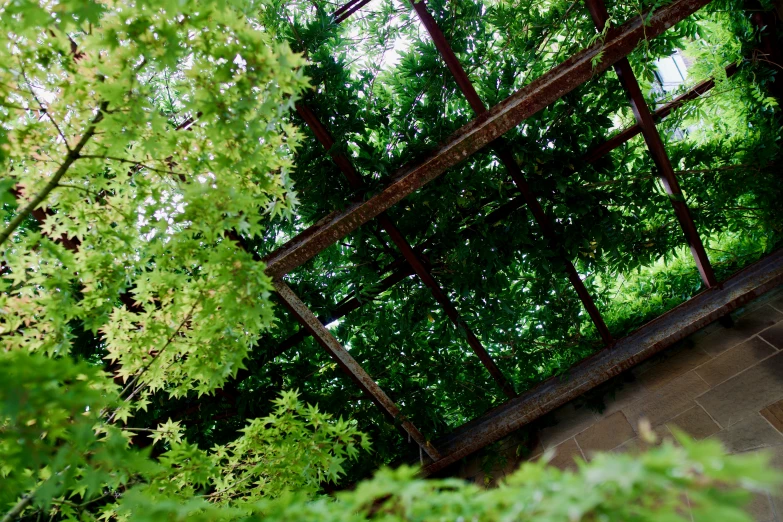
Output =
[
  {"x1": 274, "y1": 280, "x2": 442, "y2": 461},
  {"x1": 421, "y1": 248, "x2": 783, "y2": 475},
  {"x1": 262, "y1": 0, "x2": 714, "y2": 280},
  {"x1": 585, "y1": 0, "x2": 717, "y2": 288}
]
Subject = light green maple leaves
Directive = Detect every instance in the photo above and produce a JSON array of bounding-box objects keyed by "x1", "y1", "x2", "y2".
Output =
[{"x1": 1, "y1": 0, "x2": 309, "y2": 398}]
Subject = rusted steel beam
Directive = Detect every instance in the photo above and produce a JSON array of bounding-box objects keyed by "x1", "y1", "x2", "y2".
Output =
[
  {"x1": 421, "y1": 247, "x2": 783, "y2": 475},
  {"x1": 273, "y1": 280, "x2": 441, "y2": 461},
  {"x1": 296, "y1": 102, "x2": 517, "y2": 398},
  {"x1": 584, "y1": 63, "x2": 738, "y2": 164},
  {"x1": 262, "y1": 0, "x2": 714, "y2": 280},
  {"x1": 265, "y1": 60, "x2": 740, "y2": 362},
  {"x1": 585, "y1": 0, "x2": 718, "y2": 288},
  {"x1": 270, "y1": 256, "x2": 416, "y2": 362},
  {"x1": 334, "y1": 0, "x2": 372, "y2": 24},
  {"x1": 411, "y1": 0, "x2": 613, "y2": 345}
]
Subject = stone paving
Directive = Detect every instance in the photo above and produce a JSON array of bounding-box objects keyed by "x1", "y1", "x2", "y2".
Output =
[{"x1": 458, "y1": 285, "x2": 783, "y2": 520}]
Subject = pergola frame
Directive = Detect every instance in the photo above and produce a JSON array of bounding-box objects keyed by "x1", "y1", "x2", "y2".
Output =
[
  {"x1": 259, "y1": 0, "x2": 783, "y2": 474},
  {"x1": 13, "y1": 0, "x2": 780, "y2": 477}
]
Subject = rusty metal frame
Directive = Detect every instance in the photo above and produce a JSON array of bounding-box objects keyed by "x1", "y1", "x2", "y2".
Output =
[
  {"x1": 421, "y1": 247, "x2": 783, "y2": 475},
  {"x1": 585, "y1": 0, "x2": 718, "y2": 288},
  {"x1": 259, "y1": 0, "x2": 736, "y2": 362},
  {"x1": 262, "y1": 0, "x2": 714, "y2": 280},
  {"x1": 235, "y1": 0, "x2": 776, "y2": 469},
  {"x1": 410, "y1": 0, "x2": 613, "y2": 345}
]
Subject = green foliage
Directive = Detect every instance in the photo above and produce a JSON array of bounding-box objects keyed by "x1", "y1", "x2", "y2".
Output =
[
  {"x1": 255, "y1": 436, "x2": 781, "y2": 522},
  {"x1": 1, "y1": 0, "x2": 782, "y2": 518},
  {"x1": 208, "y1": 0, "x2": 782, "y2": 474},
  {"x1": 2, "y1": 349, "x2": 781, "y2": 520},
  {"x1": 0, "y1": 351, "x2": 369, "y2": 520},
  {"x1": 1, "y1": 0, "x2": 309, "y2": 400}
]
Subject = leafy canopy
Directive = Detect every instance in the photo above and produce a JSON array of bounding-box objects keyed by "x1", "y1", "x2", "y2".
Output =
[{"x1": 1, "y1": 0, "x2": 782, "y2": 519}]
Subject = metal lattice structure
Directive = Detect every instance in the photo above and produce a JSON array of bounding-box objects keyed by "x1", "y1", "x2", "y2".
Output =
[{"x1": 251, "y1": 0, "x2": 783, "y2": 475}]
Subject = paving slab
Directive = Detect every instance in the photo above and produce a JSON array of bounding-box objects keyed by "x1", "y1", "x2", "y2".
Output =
[
  {"x1": 711, "y1": 413, "x2": 783, "y2": 454},
  {"x1": 667, "y1": 405, "x2": 721, "y2": 440},
  {"x1": 768, "y1": 294, "x2": 783, "y2": 314},
  {"x1": 760, "y1": 322, "x2": 783, "y2": 350},
  {"x1": 575, "y1": 411, "x2": 636, "y2": 457},
  {"x1": 603, "y1": 376, "x2": 650, "y2": 415},
  {"x1": 696, "y1": 306, "x2": 783, "y2": 357},
  {"x1": 635, "y1": 342, "x2": 713, "y2": 391},
  {"x1": 623, "y1": 371, "x2": 710, "y2": 430},
  {"x1": 760, "y1": 399, "x2": 783, "y2": 435},
  {"x1": 612, "y1": 424, "x2": 677, "y2": 454},
  {"x1": 544, "y1": 437, "x2": 584, "y2": 472},
  {"x1": 744, "y1": 493, "x2": 775, "y2": 522},
  {"x1": 538, "y1": 403, "x2": 599, "y2": 450},
  {"x1": 697, "y1": 352, "x2": 783, "y2": 427},
  {"x1": 695, "y1": 337, "x2": 777, "y2": 388}
]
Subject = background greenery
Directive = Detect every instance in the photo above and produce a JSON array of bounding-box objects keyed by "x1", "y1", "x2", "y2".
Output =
[
  {"x1": 161, "y1": 0, "x2": 783, "y2": 477},
  {"x1": 1, "y1": 0, "x2": 782, "y2": 518}
]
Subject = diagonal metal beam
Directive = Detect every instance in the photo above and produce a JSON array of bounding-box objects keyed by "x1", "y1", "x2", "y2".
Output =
[
  {"x1": 263, "y1": 69, "x2": 732, "y2": 362},
  {"x1": 262, "y1": 0, "x2": 714, "y2": 280},
  {"x1": 296, "y1": 103, "x2": 517, "y2": 398},
  {"x1": 334, "y1": 0, "x2": 372, "y2": 24},
  {"x1": 411, "y1": 0, "x2": 613, "y2": 346},
  {"x1": 420, "y1": 247, "x2": 783, "y2": 475},
  {"x1": 584, "y1": 63, "x2": 738, "y2": 164},
  {"x1": 585, "y1": 0, "x2": 718, "y2": 288},
  {"x1": 273, "y1": 280, "x2": 441, "y2": 461}
]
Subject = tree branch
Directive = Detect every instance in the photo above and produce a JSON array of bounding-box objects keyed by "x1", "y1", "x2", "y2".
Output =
[
  {"x1": 0, "y1": 102, "x2": 108, "y2": 247},
  {"x1": 1, "y1": 493, "x2": 34, "y2": 522}
]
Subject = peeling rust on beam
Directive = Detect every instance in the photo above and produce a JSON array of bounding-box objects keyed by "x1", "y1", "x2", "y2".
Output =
[
  {"x1": 274, "y1": 280, "x2": 441, "y2": 461},
  {"x1": 262, "y1": 0, "x2": 714, "y2": 280},
  {"x1": 585, "y1": 0, "x2": 718, "y2": 288},
  {"x1": 421, "y1": 248, "x2": 783, "y2": 475}
]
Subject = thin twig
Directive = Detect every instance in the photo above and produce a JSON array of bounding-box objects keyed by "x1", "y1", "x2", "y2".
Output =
[
  {"x1": 0, "y1": 102, "x2": 108, "y2": 247},
  {"x1": 19, "y1": 63, "x2": 71, "y2": 151},
  {"x1": 1, "y1": 492, "x2": 34, "y2": 522},
  {"x1": 108, "y1": 295, "x2": 202, "y2": 422},
  {"x1": 78, "y1": 154, "x2": 190, "y2": 178}
]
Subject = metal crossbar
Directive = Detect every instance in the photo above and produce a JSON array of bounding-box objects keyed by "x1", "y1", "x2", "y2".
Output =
[
  {"x1": 411, "y1": 0, "x2": 613, "y2": 345},
  {"x1": 295, "y1": 102, "x2": 517, "y2": 398},
  {"x1": 585, "y1": 0, "x2": 718, "y2": 288}
]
